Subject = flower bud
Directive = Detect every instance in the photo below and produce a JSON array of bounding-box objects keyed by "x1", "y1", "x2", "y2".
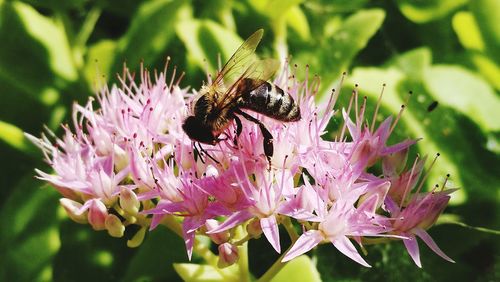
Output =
[
  {"x1": 246, "y1": 218, "x2": 262, "y2": 238},
  {"x1": 127, "y1": 226, "x2": 146, "y2": 248},
  {"x1": 217, "y1": 243, "x2": 239, "y2": 268},
  {"x1": 105, "y1": 214, "x2": 125, "y2": 238},
  {"x1": 383, "y1": 149, "x2": 409, "y2": 176},
  {"x1": 416, "y1": 194, "x2": 450, "y2": 230},
  {"x1": 205, "y1": 219, "x2": 230, "y2": 244},
  {"x1": 88, "y1": 199, "x2": 108, "y2": 230},
  {"x1": 120, "y1": 188, "x2": 140, "y2": 215},
  {"x1": 60, "y1": 198, "x2": 88, "y2": 224},
  {"x1": 113, "y1": 145, "x2": 129, "y2": 171}
]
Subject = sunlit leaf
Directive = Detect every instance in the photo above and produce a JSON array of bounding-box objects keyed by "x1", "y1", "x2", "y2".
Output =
[
  {"x1": 470, "y1": 0, "x2": 500, "y2": 60},
  {"x1": 423, "y1": 65, "x2": 500, "y2": 132},
  {"x1": 84, "y1": 39, "x2": 117, "y2": 91},
  {"x1": 249, "y1": 0, "x2": 303, "y2": 19},
  {"x1": 470, "y1": 53, "x2": 500, "y2": 91},
  {"x1": 176, "y1": 19, "x2": 244, "y2": 73},
  {"x1": 452, "y1": 12, "x2": 500, "y2": 91},
  {"x1": 317, "y1": 9, "x2": 385, "y2": 98},
  {"x1": 396, "y1": 0, "x2": 467, "y2": 23},
  {"x1": 452, "y1": 12, "x2": 485, "y2": 52},
  {"x1": 286, "y1": 6, "x2": 311, "y2": 41},
  {"x1": 111, "y1": 0, "x2": 186, "y2": 75},
  {"x1": 0, "y1": 120, "x2": 36, "y2": 154},
  {"x1": 348, "y1": 67, "x2": 466, "y2": 205},
  {"x1": 388, "y1": 47, "x2": 431, "y2": 81},
  {"x1": 173, "y1": 263, "x2": 239, "y2": 282},
  {"x1": 272, "y1": 255, "x2": 321, "y2": 282},
  {"x1": 0, "y1": 1, "x2": 77, "y2": 104}
]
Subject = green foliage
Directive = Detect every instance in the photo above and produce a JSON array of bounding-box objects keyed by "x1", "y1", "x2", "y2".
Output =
[{"x1": 0, "y1": 0, "x2": 498, "y2": 281}]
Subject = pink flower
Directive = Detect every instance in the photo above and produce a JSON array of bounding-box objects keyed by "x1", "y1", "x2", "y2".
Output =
[
  {"x1": 343, "y1": 108, "x2": 416, "y2": 170},
  {"x1": 28, "y1": 58, "x2": 454, "y2": 269},
  {"x1": 282, "y1": 183, "x2": 391, "y2": 267},
  {"x1": 146, "y1": 172, "x2": 231, "y2": 259},
  {"x1": 206, "y1": 161, "x2": 294, "y2": 253},
  {"x1": 386, "y1": 189, "x2": 456, "y2": 267}
]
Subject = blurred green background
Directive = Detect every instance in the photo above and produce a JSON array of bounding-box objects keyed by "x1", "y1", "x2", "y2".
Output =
[{"x1": 0, "y1": 0, "x2": 498, "y2": 281}]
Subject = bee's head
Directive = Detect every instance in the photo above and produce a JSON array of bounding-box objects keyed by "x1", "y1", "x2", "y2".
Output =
[{"x1": 182, "y1": 116, "x2": 217, "y2": 145}]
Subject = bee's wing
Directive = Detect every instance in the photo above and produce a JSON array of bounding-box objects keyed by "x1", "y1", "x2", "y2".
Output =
[
  {"x1": 212, "y1": 29, "x2": 264, "y2": 90},
  {"x1": 217, "y1": 58, "x2": 281, "y2": 110}
]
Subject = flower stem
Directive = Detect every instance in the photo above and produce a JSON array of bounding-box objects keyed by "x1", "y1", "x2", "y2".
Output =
[
  {"x1": 282, "y1": 216, "x2": 299, "y2": 242},
  {"x1": 238, "y1": 241, "x2": 250, "y2": 282},
  {"x1": 75, "y1": 6, "x2": 102, "y2": 48},
  {"x1": 257, "y1": 218, "x2": 298, "y2": 282},
  {"x1": 256, "y1": 253, "x2": 288, "y2": 282},
  {"x1": 160, "y1": 215, "x2": 183, "y2": 237},
  {"x1": 234, "y1": 225, "x2": 250, "y2": 282},
  {"x1": 159, "y1": 217, "x2": 231, "y2": 280}
]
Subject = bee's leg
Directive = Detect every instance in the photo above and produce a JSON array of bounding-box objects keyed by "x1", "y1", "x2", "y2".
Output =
[
  {"x1": 233, "y1": 115, "x2": 243, "y2": 148},
  {"x1": 235, "y1": 109, "x2": 273, "y2": 166},
  {"x1": 193, "y1": 142, "x2": 206, "y2": 164},
  {"x1": 196, "y1": 142, "x2": 221, "y2": 165}
]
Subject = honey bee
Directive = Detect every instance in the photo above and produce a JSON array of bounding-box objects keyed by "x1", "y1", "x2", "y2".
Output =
[{"x1": 182, "y1": 29, "x2": 301, "y2": 164}]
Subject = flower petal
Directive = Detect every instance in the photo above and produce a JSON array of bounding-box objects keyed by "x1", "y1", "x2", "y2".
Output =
[
  {"x1": 282, "y1": 230, "x2": 323, "y2": 262},
  {"x1": 261, "y1": 215, "x2": 281, "y2": 253},
  {"x1": 414, "y1": 228, "x2": 455, "y2": 263},
  {"x1": 331, "y1": 236, "x2": 371, "y2": 267},
  {"x1": 381, "y1": 139, "x2": 416, "y2": 155},
  {"x1": 206, "y1": 210, "x2": 253, "y2": 234},
  {"x1": 403, "y1": 234, "x2": 422, "y2": 268}
]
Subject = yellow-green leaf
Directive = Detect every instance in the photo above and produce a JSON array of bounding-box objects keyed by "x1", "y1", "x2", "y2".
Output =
[{"x1": 272, "y1": 255, "x2": 321, "y2": 282}]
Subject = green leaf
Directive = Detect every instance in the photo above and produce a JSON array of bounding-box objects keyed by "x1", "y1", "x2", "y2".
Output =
[
  {"x1": 173, "y1": 263, "x2": 239, "y2": 282},
  {"x1": 286, "y1": 6, "x2": 311, "y2": 41},
  {"x1": 18, "y1": 0, "x2": 87, "y2": 10},
  {"x1": 176, "y1": 19, "x2": 244, "y2": 74},
  {"x1": 470, "y1": 0, "x2": 500, "y2": 60},
  {"x1": 122, "y1": 227, "x2": 188, "y2": 282},
  {"x1": 388, "y1": 47, "x2": 432, "y2": 81},
  {"x1": 53, "y1": 220, "x2": 137, "y2": 281},
  {"x1": 347, "y1": 66, "x2": 467, "y2": 205},
  {"x1": 423, "y1": 65, "x2": 500, "y2": 132},
  {"x1": 317, "y1": 9, "x2": 386, "y2": 98},
  {"x1": 395, "y1": 0, "x2": 468, "y2": 23},
  {"x1": 0, "y1": 176, "x2": 61, "y2": 281},
  {"x1": 249, "y1": 0, "x2": 303, "y2": 19},
  {"x1": 0, "y1": 120, "x2": 36, "y2": 154},
  {"x1": 0, "y1": 1, "x2": 77, "y2": 105},
  {"x1": 470, "y1": 53, "x2": 500, "y2": 91},
  {"x1": 272, "y1": 255, "x2": 321, "y2": 282},
  {"x1": 111, "y1": 0, "x2": 186, "y2": 75},
  {"x1": 84, "y1": 39, "x2": 117, "y2": 90},
  {"x1": 452, "y1": 12, "x2": 500, "y2": 91},
  {"x1": 452, "y1": 12, "x2": 485, "y2": 52}
]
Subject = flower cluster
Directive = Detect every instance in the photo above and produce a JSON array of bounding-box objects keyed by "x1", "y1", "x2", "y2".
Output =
[{"x1": 28, "y1": 61, "x2": 455, "y2": 269}]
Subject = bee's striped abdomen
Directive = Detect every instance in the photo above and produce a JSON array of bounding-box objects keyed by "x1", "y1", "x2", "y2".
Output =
[{"x1": 242, "y1": 81, "x2": 301, "y2": 122}]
